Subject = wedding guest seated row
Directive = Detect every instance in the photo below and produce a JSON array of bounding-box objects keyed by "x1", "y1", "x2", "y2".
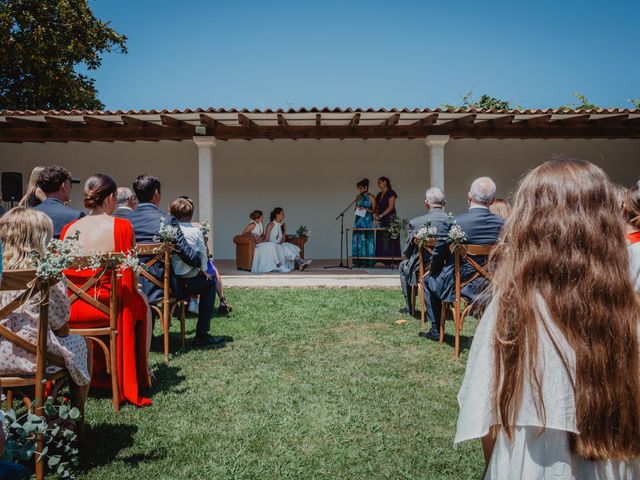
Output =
[
  {"x1": 240, "y1": 208, "x2": 311, "y2": 273},
  {"x1": 456, "y1": 159, "x2": 640, "y2": 477},
  {"x1": 61, "y1": 174, "x2": 152, "y2": 406},
  {"x1": 420, "y1": 177, "x2": 505, "y2": 341},
  {"x1": 0, "y1": 208, "x2": 92, "y2": 403},
  {"x1": 129, "y1": 175, "x2": 226, "y2": 347},
  {"x1": 168, "y1": 197, "x2": 232, "y2": 315},
  {"x1": 399, "y1": 187, "x2": 448, "y2": 315}
]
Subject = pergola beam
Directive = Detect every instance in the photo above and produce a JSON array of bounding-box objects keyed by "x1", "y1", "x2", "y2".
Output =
[
  {"x1": 44, "y1": 116, "x2": 84, "y2": 128},
  {"x1": 277, "y1": 114, "x2": 289, "y2": 128},
  {"x1": 410, "y1": 113, "x2": 438, "y2": 127},
  {"x1": 5, "y1": 117, "x2": 48, "y2": 128},
  {"x1": 589, "y1": 114, "x2": 629, "y2": 127},
  {"x1": 84, "y1": 116, "x2": 118, "y2": 128},
  {"x1": 121, "y1": 115, "x2": 157, "y2": 128},
  {"x1": 348, "y1": 113, "x2": 361, "y2": 128},
  {"x1": 520, "y1": 114, "x2": 552, "y2": 127},
  {"x1": 238, "y1": 114, "x2": 257, "y2": 128},
  {"x1": 379, "y1": 113, "x2": 400, "y2": 127},
  {"x1": 160, "y1": 115, "x2": 193, "y2": 129},
  {"x1": 552, "y1": 115, "x2": 590, "y2": 127}
]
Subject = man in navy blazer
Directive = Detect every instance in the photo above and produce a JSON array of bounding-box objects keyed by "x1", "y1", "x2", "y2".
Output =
[
  {"x1": 128, "y1": 175, "x2": 223, "y2": 347},
  {"x1": 33, "y1": 165, "x2": 84, "y2": 238},
  {"x1": 420, "y1": 177, "x2": 505, "y2": 341}
]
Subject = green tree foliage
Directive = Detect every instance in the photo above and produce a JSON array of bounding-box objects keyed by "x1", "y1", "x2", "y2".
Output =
[
  {"x1": 629, "y1": 99, "x2": 640, "y2": 108},
  {"x1": 558, "y1": 92, "x2": 601, "y2": 111},
  {"x1": 441, "y1": 91, "x2": 512, "y2": 110},
  {"x1": 0, "y1": 0, "x2": 127, "y2": 110}
]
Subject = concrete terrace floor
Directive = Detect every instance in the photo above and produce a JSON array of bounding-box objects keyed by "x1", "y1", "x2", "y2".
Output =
[{"x1": 216, "y1": 259, "x2": 401, "y2": 288}]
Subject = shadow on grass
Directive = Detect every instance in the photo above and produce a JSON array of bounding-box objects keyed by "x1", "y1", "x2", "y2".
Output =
[
  {"x1": 442, "y1": 332, "x2": 474, "y2": 354},
  {"x1": 147, "y1": 362, "x2": 187, "y2": 396}
]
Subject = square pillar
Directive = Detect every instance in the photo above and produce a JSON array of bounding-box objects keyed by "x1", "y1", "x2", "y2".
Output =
[
  {"x1": 424, "y1": 135, "x2": 450, "y2": 189},
  {"x1": 193, "y1": 136, "x2": 217, "y2": 253}
]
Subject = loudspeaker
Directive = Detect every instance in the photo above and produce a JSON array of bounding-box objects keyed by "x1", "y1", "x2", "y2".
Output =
[{"x1": 1, "y1": 172, "x2": 23, "y2": 202}]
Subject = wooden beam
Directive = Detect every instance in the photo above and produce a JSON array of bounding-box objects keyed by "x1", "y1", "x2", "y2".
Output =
[
  {"x1": 160, "y1": 115, "x2": 193, "y2": 128},
  {"x1": 315, "y1": 113, "x2": 321, "y2": 126},
  {"x1": 5, "y1": 117, "x2": 48, "y2": 128},
  {"x1": 277, "y1": 114, "x2": 289, "y2": 128},
  {"x1": 410, "y1": 113, "x2": 438, "y2": 127},
  {"x1": 84, "y1": 116, "x2": 118, "y2": 128},
  {"x1": 477, "y1": 115, "x2": 514, "y2": 128},
  {"x1": 348, "y1": 113, "x2": 361, "y2": 128},
  {"x1": 121, "y1": 115, "x2": 157, "y2": 128},
  {"x1": 44, "y1": 116, "x2": 84, "y2": 128},
  {"x1": 520, "y1": 114, "x2": 552, "y2": 127},
  {"x1": 379, "y1": 113, "x2": 400, "y2": 128},
  {"x1": 551, "y1": 114, "x2": 590, "y2": 127},
  {"x1": 199, "y1": 114, "x2": 219, "y2": 130},
  {"x1": 589, "y1": 114, "x2": 629, "y2": 127},
  {"x1": 238, "y1": 114, "x2": 257, "y2": 128},
  {"x1": 443, "y1": 114, "x2": 477, "y2": 128}
]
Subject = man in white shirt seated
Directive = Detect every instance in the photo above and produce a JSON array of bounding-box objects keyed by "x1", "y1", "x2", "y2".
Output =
[{"x1": 168, "y1": 197, "x2": 232, "y2": 315}]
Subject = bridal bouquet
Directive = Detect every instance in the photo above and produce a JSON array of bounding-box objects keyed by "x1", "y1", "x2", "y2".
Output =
[
  {"x1": 31, "y1": 231, "x2": 83, "y2": 280},
  {"x1": 154, "y1": 218, "x2": 178, "y2": 244},
  {"x1": 296, "y1": 225, "x2": 310, "y2": 239},
  {"x1": 446, "y1": 216, "x2": 468, "y2": 245},
  {"x1": 415, "y1": 222, "x2": 438, "y2": 246},
  {"x1": 387, "y1": 217, "x2": 408, "y2": 240}
]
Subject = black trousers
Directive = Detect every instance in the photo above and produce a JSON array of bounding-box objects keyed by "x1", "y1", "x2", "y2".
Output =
[{"x1": 177, "y1": 273, "x2": 216, "y2": 337}]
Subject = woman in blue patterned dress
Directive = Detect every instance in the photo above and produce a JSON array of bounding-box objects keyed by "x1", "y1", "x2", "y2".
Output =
[{"x1": 352, "y1": 178, "x2": 376, "y2": 267}]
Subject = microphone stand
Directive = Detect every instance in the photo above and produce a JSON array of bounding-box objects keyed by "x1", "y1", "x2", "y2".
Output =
[{"x1": 325, "y1": 197, "x2": 358, "y2": 269}]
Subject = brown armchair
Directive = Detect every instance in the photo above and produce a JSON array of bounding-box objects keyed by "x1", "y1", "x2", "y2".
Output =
[{"x1": 233, "y1": 234, "x2": 308, "y2": 271}]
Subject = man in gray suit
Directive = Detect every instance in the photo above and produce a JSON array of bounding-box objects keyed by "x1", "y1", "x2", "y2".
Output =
[
  {"x1": 112, "y1": 187, "x2": 137, "y2": 218},
  {"x1": 399, "y1": 187, "x2": 448, "y2": 314}
]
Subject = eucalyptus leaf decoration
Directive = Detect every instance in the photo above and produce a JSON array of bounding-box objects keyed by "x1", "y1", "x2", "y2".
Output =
[
  {"x1": 415, "y1": 222, "x2": 438, "y2": 246},
  {"x1": 153, "y1": 218, "x2": 178, "y2": 244},
  {"x1": 445, "y1": 215, "x2": 468, "y2": 245},
  {"x1": 2, "y1": 396, "x2": 80, "y2": 478},
  {"x1": 387, "y1": 217, "x2": 408, "y2": 240},
  {"x1": 296, "y1": 225, "x2": 310, "y2": 239},
  {"x1": 31, "y1": 231, "x2": 83, "y2": 280},
  {"x1": 199, "y1": 221, "x2": 210, "y2": 237}
]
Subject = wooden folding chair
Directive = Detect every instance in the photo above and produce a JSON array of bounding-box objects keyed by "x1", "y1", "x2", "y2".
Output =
[
  {"x1": 440, "y1": 243, "x2": 498, "y2": 357},
  {"x1": 0, "y1": 270, "x2": 85, "y2": 480},
  {"x1": 66, "y1": 256, "x2": 120, "y2": 412},
  {"x1": 135, "y1": 243, "x2": 186, "y2": 362},
  {"x1": 415, "y1": 238, "x2": 437, "y2": 328}
]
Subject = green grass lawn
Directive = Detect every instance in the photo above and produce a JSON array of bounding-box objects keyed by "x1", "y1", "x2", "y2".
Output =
[{"x1": 79, "y1": 288, "x2": 483, "y2": 480}]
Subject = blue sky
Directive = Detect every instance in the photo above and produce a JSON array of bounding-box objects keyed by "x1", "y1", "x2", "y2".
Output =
[{"x1": 87, "y1": 0, "x2": 640, "y2": 111}]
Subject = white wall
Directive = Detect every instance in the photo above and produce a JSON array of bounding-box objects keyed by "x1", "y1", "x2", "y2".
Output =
[{"x1": 1, "y1": 138, "x2": 639, "y2": 259}]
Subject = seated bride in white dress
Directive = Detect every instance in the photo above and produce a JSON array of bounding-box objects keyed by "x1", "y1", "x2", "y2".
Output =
[{"x1": 265, "y1": 207, "x2": 311, "y2": 272}]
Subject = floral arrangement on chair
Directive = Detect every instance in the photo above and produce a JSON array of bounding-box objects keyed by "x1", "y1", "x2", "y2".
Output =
[
  {"x1": 387, "y1": 217, "x2": 408, "y2": 240},
  {"x1": 2, "y1": 394, "x2": 81, "y2": 478},
  {"x1": 446, "y1": 215, "x2": 468, "y2": 245},
  {"x1": 295, "y1": 225, "x2": 310, "y2": 239},
  {"x1": 31, "y1": 232, "x2": 83, "y2": 280},
  {"x1": 154, "y1": 218, "x2": 178, "y2": 244},
  {"x1": 415, "y1": 222, "x2": 438, "y2": 246}
]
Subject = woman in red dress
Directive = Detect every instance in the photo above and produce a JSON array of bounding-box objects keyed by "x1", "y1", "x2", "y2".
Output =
[{"x1": 61, "y1": 174, "x2": 151, "y2": 407}]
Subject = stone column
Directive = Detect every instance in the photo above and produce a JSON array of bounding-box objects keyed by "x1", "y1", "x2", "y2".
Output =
[
  {"x1": 193, "y1": 136, "x2": 217, "y2": 252},
  {"x1": 424, "y1": 135, "x2": 450, "y2": 189}
]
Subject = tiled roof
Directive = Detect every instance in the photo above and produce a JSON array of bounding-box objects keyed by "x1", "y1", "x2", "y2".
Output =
[{"x1": 1, "y1": 106, "x2": 639, "y2": 116}]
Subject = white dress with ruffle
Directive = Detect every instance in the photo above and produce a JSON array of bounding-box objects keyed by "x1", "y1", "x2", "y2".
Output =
[
  {"x1": 249, "y1": 221, "x2": 285, "y2": 273},
  {"x1": 267, "y1": 221, "x2": 301, "y2": 273},
  {"x1": 455, "y1": 295, "x2": 640, "y2": 479}
]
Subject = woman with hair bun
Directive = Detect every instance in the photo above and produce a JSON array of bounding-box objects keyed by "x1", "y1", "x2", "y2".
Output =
[
  {"x1": 60, "y1": 173, "x2": 152, "y2": 407},
  {"x1": 352, "y1": 178, "x2": 376, "y2": 267}
]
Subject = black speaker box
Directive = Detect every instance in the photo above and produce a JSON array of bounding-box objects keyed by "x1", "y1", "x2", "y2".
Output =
[{"x1": 1, "y1": 172, "x2": 23, "y2": 202}]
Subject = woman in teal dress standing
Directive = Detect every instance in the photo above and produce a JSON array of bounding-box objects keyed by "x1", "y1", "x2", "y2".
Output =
[{"x1": 352, "y1": 178, "x2": 376, "y2": 267}]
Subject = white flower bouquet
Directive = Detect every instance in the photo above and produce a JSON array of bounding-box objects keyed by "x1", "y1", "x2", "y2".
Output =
[
  {"x1": 415, "y1": 222, "x2": 438, "y2": 246},
  {"x1": 154, "y1": 218, "x2": 178, "y2": 244},
  {"x1": 446, "y1": 218, "x2": 468, "y2": 245},
  {"x1": 31, "y1": 231, "x2": 83, "y2": 280},
  {"x1": 296, "y1": 225, "x2": 310, "y2": 239},
  {"x1": 387, "y1": 217, "x2": 408, "y2": 240}
]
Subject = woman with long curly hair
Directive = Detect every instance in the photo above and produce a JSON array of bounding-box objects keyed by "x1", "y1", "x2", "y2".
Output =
[{"x1": 455, "y1": 159, "x2": 640, "y2": 478}]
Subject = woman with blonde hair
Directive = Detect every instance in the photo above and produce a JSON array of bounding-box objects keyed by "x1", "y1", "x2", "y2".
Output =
[
  {"x1": 455, "y1": 159, "x2": 640, "y2": 478},
  {"x1": 0, "y1": 207, "x2": 91, "y2": 397},
  {"x1": 18, "y1": 165, "x2": 46, "y2": 207}
]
